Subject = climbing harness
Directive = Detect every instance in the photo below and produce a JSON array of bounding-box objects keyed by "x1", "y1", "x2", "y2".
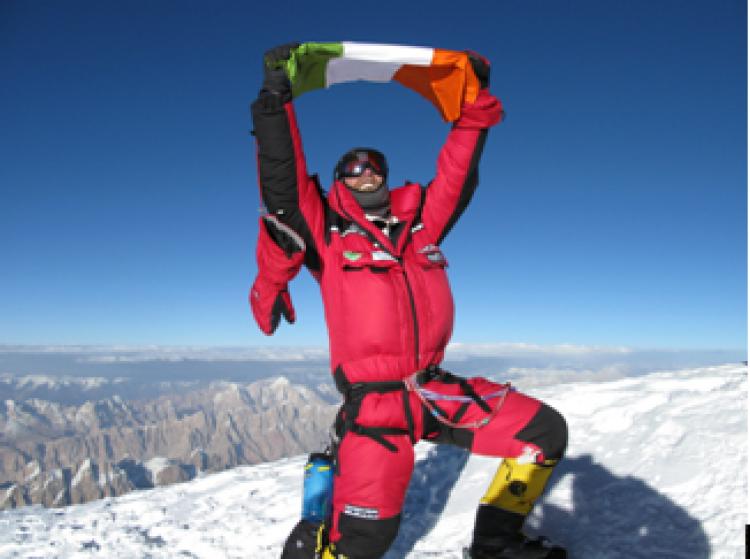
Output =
[
  {"x1": 333, "y1": 365, "x2": 512, "y2": 452},
  {"x1": 405, "y1": 367, "x2": 511, "y2": 430}
]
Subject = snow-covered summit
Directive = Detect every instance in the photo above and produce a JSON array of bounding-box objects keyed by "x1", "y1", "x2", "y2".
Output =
[{"x1": 0, "y1": 364, "x2": 744, "y2": 558}]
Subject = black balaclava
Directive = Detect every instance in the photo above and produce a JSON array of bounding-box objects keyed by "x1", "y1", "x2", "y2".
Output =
[{"x1": 348, "y1": 184, "x2": 390, "y2": 217}]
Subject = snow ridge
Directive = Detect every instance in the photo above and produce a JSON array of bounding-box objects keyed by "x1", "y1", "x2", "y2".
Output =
[{"x1": 0, "y1": 364, "x2": 744, "y2": 558}]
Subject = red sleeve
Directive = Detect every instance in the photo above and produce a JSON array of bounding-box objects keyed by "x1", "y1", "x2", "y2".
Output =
[
  {"x1": 249, "y1": 216, "x2": 305, "y2": 335},
  {"x1": 421, "y1": 89, "x2": 503, "y2": 244},
  {"x1": 251, "y1": 92, "x2": 326, "y2": 272}
]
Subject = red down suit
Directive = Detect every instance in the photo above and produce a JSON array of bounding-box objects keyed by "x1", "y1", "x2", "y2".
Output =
[{"x1": 251, "y1": 89, "x2": 567, "y2": 557}]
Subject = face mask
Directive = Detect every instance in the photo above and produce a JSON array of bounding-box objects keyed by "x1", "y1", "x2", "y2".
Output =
[{"x1": 348, "y1": 183, "x2": 390, "y2": 217}]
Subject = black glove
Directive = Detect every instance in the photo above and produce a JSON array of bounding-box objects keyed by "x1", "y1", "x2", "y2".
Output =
[
  {"x1": 264, "y1": 43, "x2": 300, "y2": 68},
  {"x1": 261, "y1": 42, "x2": 300, "y2": 97},
  {"x1": 466, "y1": 50, "x2": 490, "y2": 89}
]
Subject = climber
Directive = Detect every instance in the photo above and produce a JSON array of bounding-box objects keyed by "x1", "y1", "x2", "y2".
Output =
[{"x1": 251, "y1": 43, "x2": 568, "y2": 559}]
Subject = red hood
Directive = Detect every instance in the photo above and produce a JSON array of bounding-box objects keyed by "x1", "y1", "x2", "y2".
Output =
[{"x1": 327, "y1": 181, "x2": 423, "y2": 256}]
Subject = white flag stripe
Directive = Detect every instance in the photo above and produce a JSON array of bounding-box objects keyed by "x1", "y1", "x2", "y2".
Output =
[
  {"x1": 326, "y1": 58, "x2": 401, "y2": 87},
  {"x1": 341, "y1": 42, "x2": 434, "y2": 66}
]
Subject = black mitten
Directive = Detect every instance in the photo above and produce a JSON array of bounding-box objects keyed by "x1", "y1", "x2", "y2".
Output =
[{"x1": 261, "y1": 42, "x2": 300, "y2": 99}]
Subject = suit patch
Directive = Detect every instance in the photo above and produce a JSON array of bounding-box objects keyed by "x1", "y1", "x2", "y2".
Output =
[
  {"x1": 344, "y1": 504, "x2": 380, "y2": 520},
  {"x1": 427, "y1": 251, "x2": 446, "y2": 263},
  {"x1": 371, "y1": 251, "x2": 397, "y2": 262}
]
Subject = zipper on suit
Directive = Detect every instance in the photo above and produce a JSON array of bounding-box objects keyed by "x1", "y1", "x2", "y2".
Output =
[
  {"x1": 335, "y1": 189, "x2": 421, "y2": 368},
  {"x1": 399, "y1": 259, "x2": 420, "y2": 369}
]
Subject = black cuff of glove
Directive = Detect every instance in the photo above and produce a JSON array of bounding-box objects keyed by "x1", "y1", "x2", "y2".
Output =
[
  {"x1": 467, "y1": 52, "x2": 490, "y2": 89},
  {"x1": 259, "y1": 87, "x2": 292, "y2": 105},
  {"x1": 262, "y1": 217, "x2": 304, "y2": 258},
  {"x1": 261, "y1": 69, "x2": 292, "y2": 102}
]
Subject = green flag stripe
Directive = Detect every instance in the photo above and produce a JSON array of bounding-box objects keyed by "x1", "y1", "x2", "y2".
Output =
[{"x1": 283, "y1": 42, "x2": 344, "y2": 98}]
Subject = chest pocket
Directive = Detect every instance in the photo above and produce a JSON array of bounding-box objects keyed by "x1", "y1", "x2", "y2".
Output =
[
  {"x1": 327, "y1": 233, "x2": 409, "y2": 358},
  {"x1": 332, "y1": 221, "x2": 401, "y2": 272},
  {"x1": 414, "y1": 243, "x2": 448, "y2": 269},
  {"x1": 410, "y1": 221, "x2": 448, "y2": 269},
  {"x1": 341, "y1": 249, "x2": 400, "y2": 273}
]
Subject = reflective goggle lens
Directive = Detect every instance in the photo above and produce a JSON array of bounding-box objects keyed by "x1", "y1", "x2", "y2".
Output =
[
  {"x1": 342, "y1": 160, "x2": 380, "y2": 177},
  {"x1": 338, "y1": 151, "x2": 386, "y2": 178}
]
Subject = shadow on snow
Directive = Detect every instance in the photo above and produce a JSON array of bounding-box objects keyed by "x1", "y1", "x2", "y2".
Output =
[
  {"x1": 385, "y1": 444, "x2": 470, "y2": 558},
  {"x1": 385, "y1": 451, "x2": 710, "y2": 558},
  {"x1": 537, "y1": 454, "x2": 710, "y2": 558}
]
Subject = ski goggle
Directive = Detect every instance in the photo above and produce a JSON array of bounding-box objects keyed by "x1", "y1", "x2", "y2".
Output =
[{"x1": 335, "y1": 150, "x2": 387, "y2": 180}]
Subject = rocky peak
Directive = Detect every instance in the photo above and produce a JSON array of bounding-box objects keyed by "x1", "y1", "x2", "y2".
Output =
[{"x1": 0, "y1": 376, "x2": 338, "y2": 510}]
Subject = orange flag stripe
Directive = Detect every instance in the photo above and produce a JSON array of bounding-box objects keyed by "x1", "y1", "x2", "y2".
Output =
[{"x1": 393, "y1": 49, "x2": 480, "y2": 122}]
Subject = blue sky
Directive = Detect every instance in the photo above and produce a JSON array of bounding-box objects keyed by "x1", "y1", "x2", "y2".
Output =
[{"x1": 1, "y1": 0, "x2": 746, "y2": 351}]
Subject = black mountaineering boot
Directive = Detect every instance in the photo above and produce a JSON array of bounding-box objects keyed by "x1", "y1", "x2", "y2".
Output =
[
  {"x1": 463, "y1": 537, "x2": 566, "y2": 558},
  {"x1": 465, "y1": 505, "x2": 566, "y2": 558}
]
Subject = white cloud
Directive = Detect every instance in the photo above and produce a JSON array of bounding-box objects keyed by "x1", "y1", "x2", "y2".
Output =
[
  {"x1": 0, "y1": 345, "x2": 330, "y2": 364},
  {"x1": 445, "y1": 342, "x2": 633, "y2": 358}
]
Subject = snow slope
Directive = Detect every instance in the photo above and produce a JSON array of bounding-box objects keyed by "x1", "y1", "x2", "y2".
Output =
[{"x1": 0, "y1": 364, "x2": 745, "y2": 558}]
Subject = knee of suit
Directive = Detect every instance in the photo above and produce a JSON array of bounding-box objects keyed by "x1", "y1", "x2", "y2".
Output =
[
  {"x1": 332, "y1": 512, "x2": 401, "y2": 559},
  {"x1": 516, "y1": 403, "x2": 568, "y2": 462}
]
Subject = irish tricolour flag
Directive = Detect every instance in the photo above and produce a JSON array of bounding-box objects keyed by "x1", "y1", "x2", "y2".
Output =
[{"x1": 272, "y1": 42, "x2": 482, "y2": 122}]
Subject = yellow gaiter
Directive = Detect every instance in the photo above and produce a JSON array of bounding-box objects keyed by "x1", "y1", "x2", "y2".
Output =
[{"x1": 480, "y1": 457, "x2": 557, "y2": 515}]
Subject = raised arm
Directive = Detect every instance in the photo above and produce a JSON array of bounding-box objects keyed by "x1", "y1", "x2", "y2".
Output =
[
  {"x1": 421, "y1": 53, "x2": 504, "y2": 244},
  {"x1": 250, "y1": 44, "x2": 325, "y2": 273},
  {"x1": 248, "y1": 45, "x2": 327, "y2": 334}
]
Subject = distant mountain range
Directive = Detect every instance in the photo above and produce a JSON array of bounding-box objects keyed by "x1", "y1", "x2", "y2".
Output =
[
  {"x1": 1, "y1": 344, "x2": 744, "y2": 511},
  {"x1": 0, "y1": 375, "x2": 338, "y2": 509}
]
